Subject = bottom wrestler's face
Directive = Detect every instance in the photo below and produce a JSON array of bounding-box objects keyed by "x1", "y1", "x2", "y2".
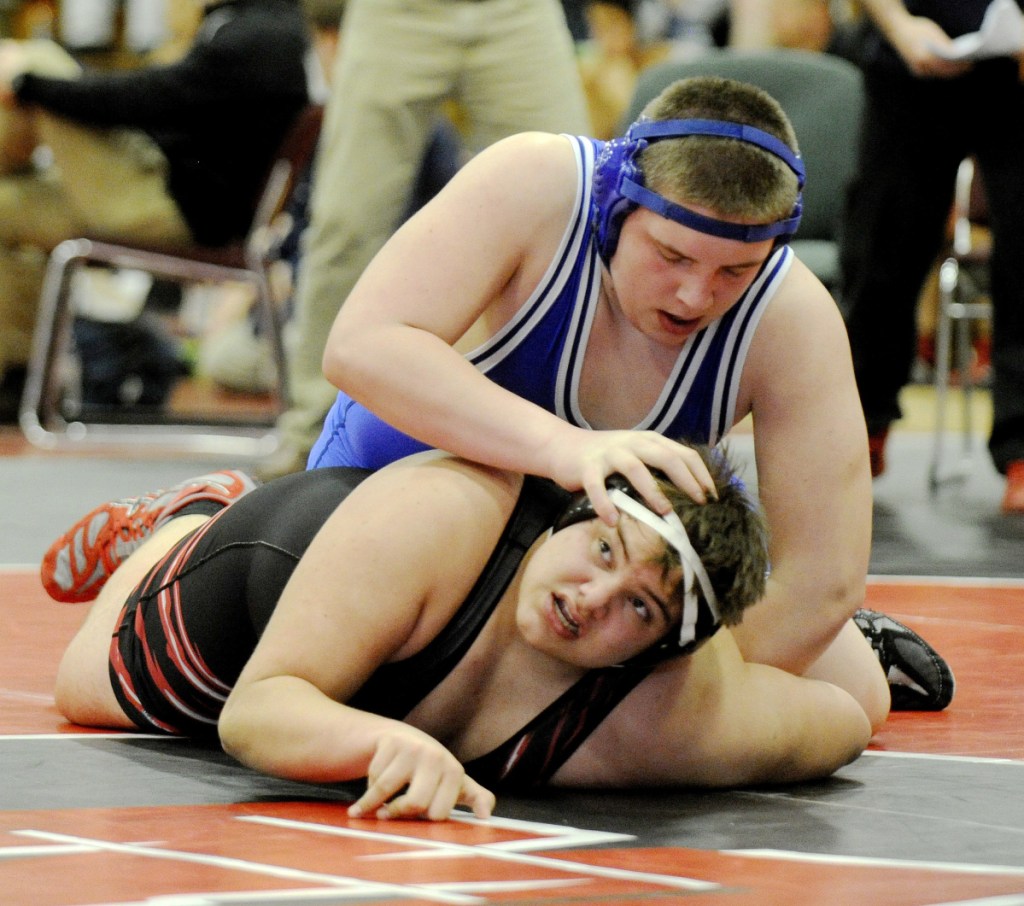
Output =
[{"x1": 516, "y1": 516, "x2": 681, "y2": 668}]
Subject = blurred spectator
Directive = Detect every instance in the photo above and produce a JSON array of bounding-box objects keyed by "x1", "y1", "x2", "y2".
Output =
[
  {"x1": 257, "y1": 0, "x2": 589, "y2": 481},
  {"x1": 577, "y1": 0, "x2": 672, "y2": 137},
  {"x1": 839, "y1": 0, "x2": 1024, "y2": 512},
  {"x1": 196, "y1": 0, "x2": 464, "y2": 399},
  {"x1": 0, "y1": 0, "x2": 310, "y2": 420},
  {"x1": 730, "y1": 0, "x2": 859, "y2": 56}
]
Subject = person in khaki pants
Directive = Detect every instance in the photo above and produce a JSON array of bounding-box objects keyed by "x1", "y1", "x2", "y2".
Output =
[
  {"x1": 259, "y1": 0, "x2": 591, "y2": 480},
  {"x1": 0, "y1": 0, "x2": 310, "y2": 413}
]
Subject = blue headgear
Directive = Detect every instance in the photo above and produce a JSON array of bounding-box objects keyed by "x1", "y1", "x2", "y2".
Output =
[
  {"x1": 552, "y1": 475, "x2": 721, "y2": 660},
  {"x1": 591, "y1": 118, "x2": 806, "y2": 263}
]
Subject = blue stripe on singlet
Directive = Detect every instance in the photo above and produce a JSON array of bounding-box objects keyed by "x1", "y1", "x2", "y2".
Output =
[
  {"x1": 468, "y1": 138, "x2": 594, "y2": 373},
  {"x1": 556, "y1": 241, "x2": 601, "y2": 426},
  {"x1": 712, "y1": 246, "x2": 791, "y2": 440}
]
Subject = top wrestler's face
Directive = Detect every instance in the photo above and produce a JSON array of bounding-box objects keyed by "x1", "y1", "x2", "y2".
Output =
[
  {"x1": 516, "y1": 515, "x2": 683, "y2": 668},
  {"x1": 608, "y1": 205, "x2": 774, "y2": 346}
]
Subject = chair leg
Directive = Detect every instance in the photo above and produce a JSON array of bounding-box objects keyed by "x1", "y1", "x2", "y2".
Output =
[
  {"x1": 929, "y1": 257, "x2": 957, "y2": 492},
  {"x1": 19, "y1": 238, "x2": 89, "y2": 447},
  {"x1": 21, "y1": 239, "x2": 285, "y2": 456},
  {"x1": 955, "y1": 308, "x2": 974, "y2": 452}
]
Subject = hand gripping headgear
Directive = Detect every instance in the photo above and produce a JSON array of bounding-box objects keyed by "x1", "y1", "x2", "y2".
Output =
[{"x1": 591, "y1": 118, "x2": 806, "y2": 263}]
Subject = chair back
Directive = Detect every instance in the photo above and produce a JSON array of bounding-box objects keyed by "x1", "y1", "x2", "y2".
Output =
[
  {"x1": 245, "y1": 103, "x2": 324, "y2": 271},
  {"x1": 622, "y1": 49, "x2": 864, "y2": 288}
]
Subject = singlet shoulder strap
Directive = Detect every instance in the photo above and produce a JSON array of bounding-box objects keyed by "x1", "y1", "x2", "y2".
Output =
[
  {"x1": 348, "y1": 475, "x2": 569, "y2": 718},
  {"x1": 463, "y1": 664, "x2": 652, "y2": 790}
]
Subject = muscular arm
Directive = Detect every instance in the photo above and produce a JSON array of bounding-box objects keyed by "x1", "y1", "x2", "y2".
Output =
[
  {"x1": 556, "y1": 629, "x2": 871, "y2": 788},
  {"x1": 321, "y1": 132, "x2": 716, "y2": 522},
  {"x1": 729, "y1": 261, "x2": 872, "y2": 673},
  {"x1": 218, "y1": 456, "x2": 516, "y2": 819}
]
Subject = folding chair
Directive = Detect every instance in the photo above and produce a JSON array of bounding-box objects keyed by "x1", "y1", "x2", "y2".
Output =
[
  {"x1": 929, "y1": 157, "x2": 993, "y2": 492},
  {"x1": 19, "y1": 104, "x2": 324, "y2": 457}
]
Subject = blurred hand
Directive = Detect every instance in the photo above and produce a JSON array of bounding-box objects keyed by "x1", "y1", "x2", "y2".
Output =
[
  {"x1": 888, "y1": 15, "x2": 974, "y2": 78},
  {"x1": 0, "y1": 40, "x2": 27, "y2": 107}
]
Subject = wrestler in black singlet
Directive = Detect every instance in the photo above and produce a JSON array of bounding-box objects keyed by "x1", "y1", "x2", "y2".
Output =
[{"x1": 110, "y1": 467, "x2": 656, "y2": 789}]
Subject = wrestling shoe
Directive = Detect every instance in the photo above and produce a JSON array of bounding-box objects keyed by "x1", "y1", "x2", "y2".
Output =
[
  {"x1": 1000, "y1": 460, "x2": 1024, "y2": 514},
  {"x1": 854, "y1": 608, "x2": 955, "y2": 711},
  {"x1": 868, "y1": 428, "x2": 890, "y2": 479},
  {"x1": 41, "y1": 469, "x2": 259, "y2": 604}
]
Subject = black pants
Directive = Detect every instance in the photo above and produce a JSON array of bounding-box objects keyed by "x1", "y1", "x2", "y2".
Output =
[{"x1": 841, "y1": 58, "x2": 1024, "y2": 473}]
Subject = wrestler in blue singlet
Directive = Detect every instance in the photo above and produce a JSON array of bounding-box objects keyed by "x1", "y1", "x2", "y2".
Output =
[{"x1": 307, "y1": 136, "x2": 794, "y2": 472}]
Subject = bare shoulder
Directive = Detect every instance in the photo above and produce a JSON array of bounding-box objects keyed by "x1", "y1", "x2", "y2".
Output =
[
  {"x1": 756, "y1": 254, "x2": 848, "y2": 346},
  {"x1": 737, "y1": 254, "x2": 854, "y2": 412},
  {"x1": 552, "y1": 631, "x2": 744, "y2": 787},
  {"x1": 236, "y1": 456, "x2": 526, "y2": 700},
  {"x1": 465, "y1": 131, "x2": 582, "y2": 192},
  {"x1": 440, "y1": 132, "x2": 582, "y2": 237},
  {"x1": 346, "y1": 133, "x2": 582, "y2": 336},
  {"x1": 380, "y1": 452, "x2": 525, "y2": 514}
]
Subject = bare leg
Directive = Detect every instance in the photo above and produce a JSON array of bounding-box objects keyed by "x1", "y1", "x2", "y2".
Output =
[{"x1": 54, "y1": 515, "x2": 208, "y2": 729}]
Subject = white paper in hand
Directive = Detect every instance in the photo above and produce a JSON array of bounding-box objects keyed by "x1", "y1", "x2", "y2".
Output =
[{"x1": 930, "y1": 0, "x2": 1024, "y2": 61}]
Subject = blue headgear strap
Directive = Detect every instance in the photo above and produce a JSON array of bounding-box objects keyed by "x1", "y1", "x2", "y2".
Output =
[{"x1": 592, "y1": 117, "x2": 805, "y2": 261}]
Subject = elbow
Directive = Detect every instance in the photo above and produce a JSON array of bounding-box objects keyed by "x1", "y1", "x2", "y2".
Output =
[
  {"x1": 819, "y1": 685, "x2": 874, "y2": 777},
  {"x1": 321, "y1": 333, "x2": 356, "y2": 390},
  {"x1": 844, "y1": 703, "x2": 874, "y2": 768},
  {"x1": 218, "y1": 688, "x2": 275, "y2": 774},
  {"x1": 217, "y1": 698, "x2": 249, "y2": 766},
  {"x1": 825, "y1": 570, "x2": 868, "y2": 628}
]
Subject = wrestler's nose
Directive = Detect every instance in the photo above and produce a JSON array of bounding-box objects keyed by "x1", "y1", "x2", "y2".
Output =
[
  {"x1": 674, "y1": 272, "x2": 714, "y2": 315},
  {"x1": 577, "y1": 575, "x2": 620, "y2": 620}
]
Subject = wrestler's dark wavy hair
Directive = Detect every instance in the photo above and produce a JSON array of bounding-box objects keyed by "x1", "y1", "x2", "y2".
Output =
[{"x1": 651, "y1": 444, "x2": 768, "y2": 630}]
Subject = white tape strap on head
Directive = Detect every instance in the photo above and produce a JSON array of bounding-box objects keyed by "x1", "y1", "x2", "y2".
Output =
[{"x1": 608, "y1": 489, "x2": 720, "y2": 648}]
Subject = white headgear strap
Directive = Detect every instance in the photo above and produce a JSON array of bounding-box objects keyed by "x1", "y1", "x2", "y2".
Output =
[{"x1": 608, "y1": 489, "x2": 720, "y2": 648}]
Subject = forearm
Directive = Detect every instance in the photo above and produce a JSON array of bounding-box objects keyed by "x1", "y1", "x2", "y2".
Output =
[
  {"x1": 14, "y1": 69, "x2": 188, "y2": 129},
  {"x1": 857, "y1": 0, "x2": 968, "y2": 75},
  {"x1": 730, "y1": 567, "x2": 865, "y2": 675},
  {"x1": 219, "y1": 675, "x2": 384, "y2": 784},
  {"x1": 324, "y1": 324, "x2": 583, "y2": 481},
  {"x1": 220, "y1": 673, "x2": 496, "y2": 820}
]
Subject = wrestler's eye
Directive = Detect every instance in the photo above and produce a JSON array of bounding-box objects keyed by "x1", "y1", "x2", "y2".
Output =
[
  {"x1": 597, "y1": 538, "x2": 613, "y2": 564},
  {"x1": 630, "y1": 597, "x2": 652, "y2": 622}
]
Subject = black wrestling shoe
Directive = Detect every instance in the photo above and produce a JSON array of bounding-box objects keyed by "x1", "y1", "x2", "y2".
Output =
[{"x1": 854, "y1": 608, "x2": 955, "y2": 711}]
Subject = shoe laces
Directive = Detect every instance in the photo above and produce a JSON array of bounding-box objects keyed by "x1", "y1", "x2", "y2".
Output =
[{"x1": 110, "y1": 494, "x2": 162, "y2": 545}]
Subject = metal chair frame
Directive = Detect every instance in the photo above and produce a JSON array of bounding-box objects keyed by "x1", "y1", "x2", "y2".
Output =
[
  {"x1": 19, "y1": 105, "x2": 323, "y2": 457},
  {"x1": 929, "y1": 157, "x2": 993, "y2": 492}
]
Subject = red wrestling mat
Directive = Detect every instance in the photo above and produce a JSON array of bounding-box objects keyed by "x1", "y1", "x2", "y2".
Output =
[
  {"x1": 2, "y1": 570, "x2": 89, "y2": 736},
  {"x1": 4, "y1": 567, "x2": 1023, "y2": 758},
  {"x1": 3, "y1": 801, "x2": 1024, "y2": 906},
  {"x1": 863, "y1": 579, "x2": 1024, "y2": 759},
  {"x1": 3, "y1": 568, "x2": 1024, "y2": 906}
]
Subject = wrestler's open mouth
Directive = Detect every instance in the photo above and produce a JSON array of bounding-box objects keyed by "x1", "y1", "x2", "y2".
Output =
[
  {"x1": 554, "y1": 594, "x2": 580, "y2": 636},
  {"x1": 658, "y1": 310, "x2": 699, "y2": 333}
]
